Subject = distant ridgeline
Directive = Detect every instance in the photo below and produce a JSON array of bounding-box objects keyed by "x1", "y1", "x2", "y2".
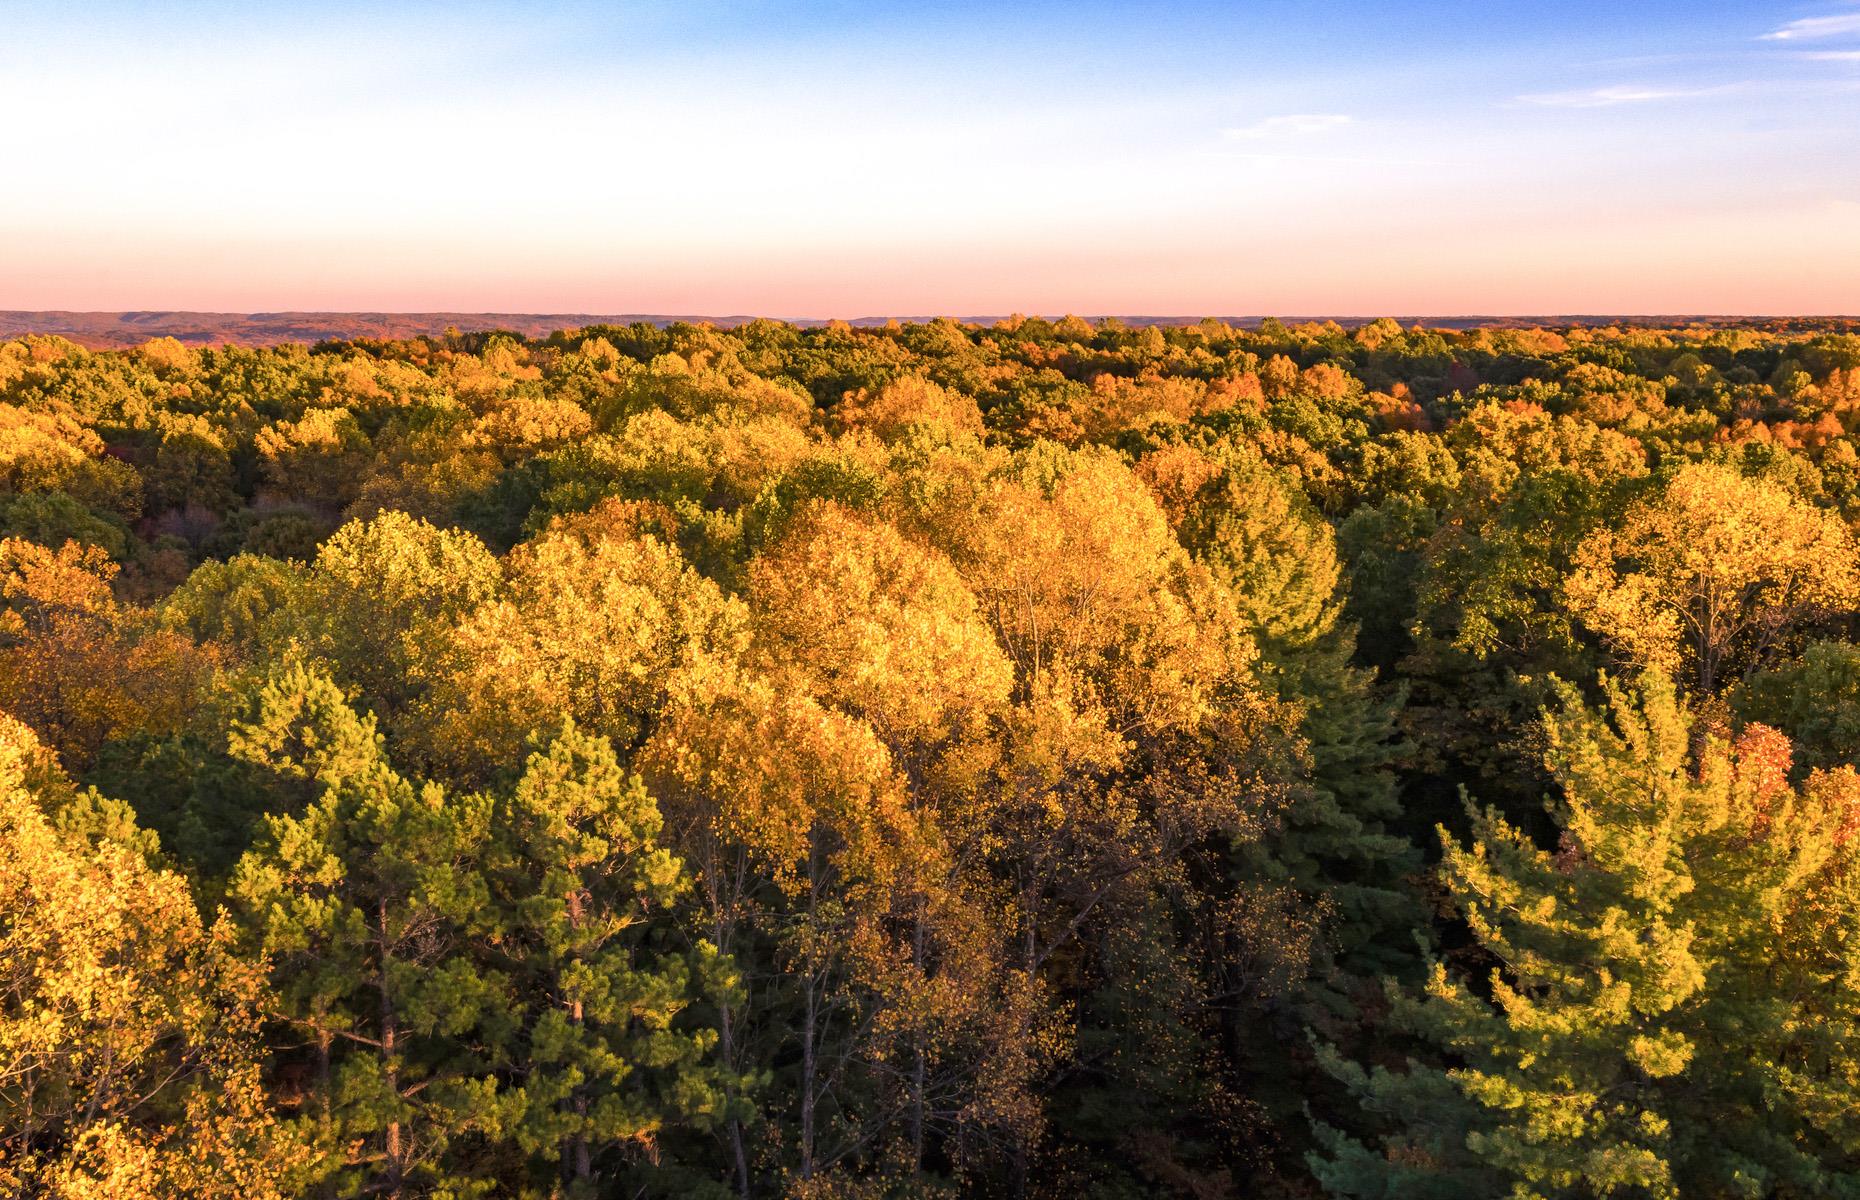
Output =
[
  {"x1": 1, "y1": 308, "x2": 1855, "y2": 347},
  {"x1": 6, "y1": 317, "x2": 1860, "y2": 1198}
]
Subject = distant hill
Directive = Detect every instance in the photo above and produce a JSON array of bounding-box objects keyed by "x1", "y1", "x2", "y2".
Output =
[
  {"x1": 0, "y1": 311, "x2": 768, "y2": 349},
  {"x1": 0, "y1": 310, "x2": 1855, "y2": 349}
]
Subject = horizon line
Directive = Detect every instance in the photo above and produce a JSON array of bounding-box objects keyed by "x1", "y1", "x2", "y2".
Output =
[{"x1": 6, "y1": 308, "x2": 1859, "y2": 324}]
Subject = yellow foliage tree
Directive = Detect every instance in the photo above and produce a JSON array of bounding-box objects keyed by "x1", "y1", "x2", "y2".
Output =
[
  {"x1": 749, "y1": 500, "x2": 1011, "y2": 747},
  {"x1": 0, "y1": 719, "x2": 311, "y2": 1198},
  {"x1": 967, "y1": 446, "x2": 1257, "y2": 743},
  {"x1": 643, "y1": 671, "x2": 923, "y2": 1181},
  {"x1": 0, "y1": 539, "x2": 222, "y2": 768},
  {"x1": 254, "y1": 407, "x2": 371, "y2": 507},
  {"x1": 412, "y1": 508, "x2": 747, "y2": 781},
  {"x1": 292, "y1": 512, "x2": 500, "y2": 719},
  {"x1": 0, "y1": 403, "x2": 102, "y2": 494},
  {"x1": 1567, "y1": 462, "x2": 1860, "y2": 693},
  {"x1": 835, "y1": 375, "x2": 985, "y2": 442}
]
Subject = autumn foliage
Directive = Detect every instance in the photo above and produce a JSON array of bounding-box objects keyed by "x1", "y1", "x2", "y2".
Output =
[{"x1": 2, "y1": 317, "x2": 1860, "y2": 1197}]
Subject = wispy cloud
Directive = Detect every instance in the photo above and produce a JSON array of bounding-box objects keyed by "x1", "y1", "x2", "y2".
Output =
[
  {"x1": 1215, "y1": 151, "x2": 1469, "y2": 169},
  {"x1": 1516, "y1": 83, "x2": 1738, "y2": 108},
  {"x1": 1802, "y1": 48, "x2": 1860, "y2": 61},
  {"x1": 1222, "y1": 113, "x2": 1353, "y2": 140},
  {"x1": 1761, "y1": 11, "x2": 1860, "y2": 40}
]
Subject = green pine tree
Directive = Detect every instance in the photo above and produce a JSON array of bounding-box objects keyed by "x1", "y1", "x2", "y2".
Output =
[
  {"x1": 229, "y1": 666, "x2": 506, "y2": 1200},
  {"x1": 1313, "y1": 674, "x2": 1860, "y2": 1199},
  {"x1": 485, "y1": 721, "x2": 751, "y2": 1197},
  {"x1": 1181, "y1": 447, "x2": 1419, "y2": 979}
]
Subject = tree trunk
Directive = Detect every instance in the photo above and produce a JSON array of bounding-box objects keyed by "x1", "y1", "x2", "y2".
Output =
[
  {"x1": 799, "y1": 838, "x2": 823, "y2": 1182},
  {"x1": 718, "y1": 966, "x2": 752, "y2": 1198},
  {"x1": 571, "y1": 999, "x2": 592, "y2": 1181},
  {"x1": 378, "y1": 899, "x2": 404, "y2": 1200},
  {"x1": 314, "y1": 1022, "x2": 338, "y2": 1200},
  {"x1": 565, "y1": 888, "x2": 592, "y2": 1183},
  {"x1": 910, "y1": 897, "x2": 927, "y2": 1171}
]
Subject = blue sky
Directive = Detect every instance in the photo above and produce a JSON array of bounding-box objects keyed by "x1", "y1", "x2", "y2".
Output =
[{"x1": 3, "y1": 1, "x2": 1857, "y2": 314}]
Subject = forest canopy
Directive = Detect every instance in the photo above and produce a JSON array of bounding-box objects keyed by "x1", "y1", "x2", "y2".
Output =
[{"x1": 5, "y1": 315, "x2": 1860, "y2": 1198}]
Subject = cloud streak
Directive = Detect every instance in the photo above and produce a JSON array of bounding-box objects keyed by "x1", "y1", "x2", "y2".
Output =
[
  {"x1": 1223, "y1": 113, "x2": 1353, "y2": 139},
  {"x1": 1762, "y1": 11, "x2": 1860, "y2": 41},
  {"x1": 1516, "y1": 83, "x2": 1738, "y2": 107}
]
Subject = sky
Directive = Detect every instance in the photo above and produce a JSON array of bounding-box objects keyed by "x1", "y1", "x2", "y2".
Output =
[{"x1": 2, "y1": 0, "x2": 1858, "y2": 316}]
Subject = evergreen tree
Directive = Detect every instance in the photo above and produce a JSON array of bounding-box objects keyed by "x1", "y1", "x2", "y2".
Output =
[
  {"x1": 1313, "y1": 674, "x2": 1860, "y2": 1198},
  {"x1": 1174, "y1": 445, "x2": 1418, "y2": 978},
  {"x1": 229, "y1": 666, "x2": 505, "y2": 1199},
  {"x1": 486, "y1": 720, "x2": 748, "y2": 1197}
]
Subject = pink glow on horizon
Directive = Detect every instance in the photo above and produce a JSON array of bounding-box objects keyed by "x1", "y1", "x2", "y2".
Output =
[{"x1": 8, "y1": 195, "x2": 1859, "y2": 317}]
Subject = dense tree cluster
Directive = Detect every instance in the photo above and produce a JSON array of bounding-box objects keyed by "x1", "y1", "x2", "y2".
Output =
[{"x1": 3, "y1": 315, "x2": 1860, "y2": 1197}]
